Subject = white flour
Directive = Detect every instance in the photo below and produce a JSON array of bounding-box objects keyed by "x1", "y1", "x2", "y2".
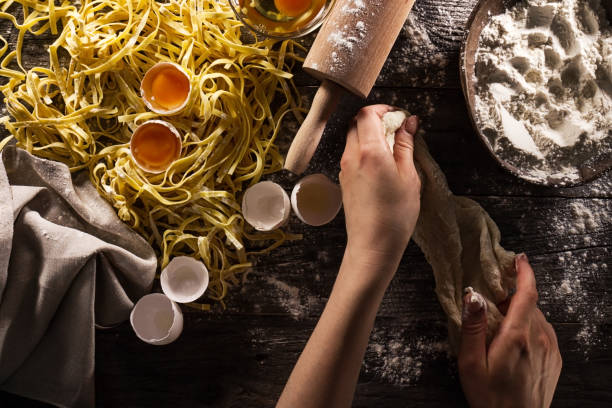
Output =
[
  {"x1": 540, "y1": 252, "x2": 608, "y2": 358},
  {"x1": 474, "y1": 0, "x2": 612, "y2": 184},
  {"x1": 325, "y1": 0, "x2": 371, "y2": 73},
  {"x1": 393, "y1": 14, "x2": 450, "y2": 83},
  {"x1": 340, "y1": 0, "x2": 365, "y2": 15},
  {"x1": 548, "y1": 198, "x2": 610, "y2": 237},
  {"x1": 364, "y1": 327, "x2": 449, "y2": 385},
  {"x1": 264, "y1": 275, "x2": 309, "y2": 320}
]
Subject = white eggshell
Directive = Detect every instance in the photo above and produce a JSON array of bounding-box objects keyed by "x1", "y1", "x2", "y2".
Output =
[
  {"x1": 291, "y1": 174, "x2": 342, "y2": 226},
  {"x1": 242, "y1": 181, "x2": 291, "y2": 231},
  {"x1": 130, "y1": 293, "x2": 184, "y2": 346},
  {"x1": 160, "y1": 256, "x2": 209, "y2": 303},
  {"x1": 140, "y1": 62, "x2": 191, "y2": 115}
]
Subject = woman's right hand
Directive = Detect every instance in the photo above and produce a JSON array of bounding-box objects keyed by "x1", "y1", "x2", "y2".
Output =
[
  {"x1": 339, "y1": 105, "x2": 421, "y2": 268},
  {"x1": 458, "y1": 254, "x2": 562, "y2": 408}
]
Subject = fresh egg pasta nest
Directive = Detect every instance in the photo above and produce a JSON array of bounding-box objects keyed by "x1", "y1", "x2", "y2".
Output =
[{"x1": 0, "y1": 0, "x2": 305, "y2": 307}]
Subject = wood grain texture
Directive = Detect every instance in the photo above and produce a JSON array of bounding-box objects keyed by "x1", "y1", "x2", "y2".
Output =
[
  {"x1": 0, "y1": 0, "x2": 611, "y2": 407},
  {"x1": 303, "y1": 0, "x2": 417, "y2": 97},
  {"x1": 284, "y1": 80, "x2": 343, "y2": 174}
]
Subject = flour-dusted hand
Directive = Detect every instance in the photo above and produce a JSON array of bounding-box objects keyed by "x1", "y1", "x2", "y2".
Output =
[
  {"x1": 340, "y1": 105, "x2": 421, "y2": 272},
  {"x1": 458, "y1": 254, "x2": 562, "y2": 408}
]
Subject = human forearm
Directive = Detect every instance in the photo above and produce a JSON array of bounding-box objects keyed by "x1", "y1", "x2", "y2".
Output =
[
  {"x1": 278, "y1": 106, "x2": 421, "y2": 408},
  {"x1": 277, "y1": 245, "x2": 402, "y2": 408}
]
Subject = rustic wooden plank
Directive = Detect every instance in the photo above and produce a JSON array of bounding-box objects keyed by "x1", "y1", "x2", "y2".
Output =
[
  {"x1": 0, "y1": 1, "x2": 610, "y2": 407},
  {"x1": 0, "y1": 0, "x2": 478, "y2": 90},
  {"x1": 216, "y1": 195, "x2": 611, "y2": 325},
  {"x1": 293, "y1": 0, "x2": 480, "y2": 88},
  {"x1": 90, "y1": 318, "x2": 610, "y2": 408},
  {"x1": 3, "y1": 319, "x2": 610, "y2": 407},
  {"x1": 285, "y1": 87, "x2": 612, "y2": 199}
]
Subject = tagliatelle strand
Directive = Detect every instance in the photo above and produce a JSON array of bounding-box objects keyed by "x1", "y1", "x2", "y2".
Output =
[{"x1": 0, "y1": 0, "x2": 307, "y2": 306}]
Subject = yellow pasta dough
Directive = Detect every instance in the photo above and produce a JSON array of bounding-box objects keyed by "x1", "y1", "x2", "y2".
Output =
[{"x1": 0, "y1": 0, "x2": 305, "y2": 307}]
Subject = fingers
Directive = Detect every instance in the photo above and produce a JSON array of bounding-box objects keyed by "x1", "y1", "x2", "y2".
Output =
[
  {"x1": 458, "y1": 287, "x2": 488, "y2": 381},
  {"x1": 342, "y1": 104, "x2": 394, "y2": 172},
  {"x1": 533, "y1": 309, "x2": 563, "y2": 392},
  {"x1": 358, "y1": 104, "x2": 394, "y2": 118},
  {"x1": 355, "y1": 105, "x2": 392, "y2": 148},
  {"x1": 340, "y1": 119, "x2": 358, "y2": 171},
  {"x1": 403, "y1": 114, "x2": 419, "y2": 135},
  {"x1": 505, "y1": 253, "x2": 538, "y2": 329},
  {"x1": 393, "y1": 115, "x2": 419, "y2": 175},
  {"x1": 496, "y1": 297, "x2": 511, "y2": 315},
  {"x1": 533, "y1": 309, "x2": 559, "y2": 353}
]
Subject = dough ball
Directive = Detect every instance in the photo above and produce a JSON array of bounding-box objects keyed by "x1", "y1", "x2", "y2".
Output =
[{"x1": 382, "y1": 110, "x2": 408, "y2": 150}]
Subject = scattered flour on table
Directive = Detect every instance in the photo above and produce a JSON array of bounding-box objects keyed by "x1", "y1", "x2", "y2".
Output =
[
  {"x1": 400, "y1": 14, "x2": 447, "y2": 67},
  {"x1": 263, "y1": 275, "x2": 308, "y2": 320},
  {"x1": 364, "y1": 328, "x2": 449, "y2": 385},
  {"x1": 541, "y1": 199, "x2": 612, "y2": 359},
  {"x1": 541, "y1": 251, "x2": 609, "y2": 358},
  {"x1": 258, "y1": 275, "x2": 327, "y2": 320},
  {"x1": 575, "y1": 323, "x2": 602, "y2": 353},
  {"x1": 567, "y1": 201, "x2": 599, "y2": 233},
  {"x1": 379, "y1": 14, "x2": 450, "y2": 86},
  {"x1": 474, "y1": 0, "x2": 612, "y2": 184},
  {"x1": 548, "y1": 199, "x2": 611, "y2": 242}
]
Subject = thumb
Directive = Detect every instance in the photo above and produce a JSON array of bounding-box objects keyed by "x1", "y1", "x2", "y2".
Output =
[
  {"x1": 393, "y1": 115, "x2": 419, "y2": 173},
  {"x1": 458, "y1": 287, "x2": 488, "y2": 379}
]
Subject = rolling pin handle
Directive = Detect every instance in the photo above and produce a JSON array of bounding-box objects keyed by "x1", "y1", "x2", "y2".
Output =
[{"x1": 284, "y1": 80, "x2": 343, "y2": 175}]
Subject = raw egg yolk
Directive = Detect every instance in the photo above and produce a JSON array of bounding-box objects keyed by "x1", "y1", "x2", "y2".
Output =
[
  {"x1": 274, "y1": 0, "x2": 312, "y2": 17},
  {"x1": 131, "y1": 123, "x2": 181, "y2": 172},
  {"x1": 150, "y1": 68, "x2": 190, "y2": 111}
]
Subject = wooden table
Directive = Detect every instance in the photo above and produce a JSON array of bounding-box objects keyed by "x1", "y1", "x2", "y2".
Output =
[{"x1": 1, "y1": 0, "x2": 611, "y2": 406}]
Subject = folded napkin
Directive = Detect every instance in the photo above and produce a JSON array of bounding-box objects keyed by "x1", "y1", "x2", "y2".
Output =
[{"x1": 0, "y1": 144, "x2": 157, "y2": 407}]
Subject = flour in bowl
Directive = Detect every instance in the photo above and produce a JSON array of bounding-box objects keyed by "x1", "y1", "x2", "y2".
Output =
[{"x1": 474, "y1": 0, "x2": 611, "y2": 184}]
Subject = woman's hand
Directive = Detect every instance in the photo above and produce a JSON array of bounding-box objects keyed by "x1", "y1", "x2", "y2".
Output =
[
  {"x1": 278, "y1": 106, "x2": 421, "y2": 408},
  {"x1": 340, "y1": 105, "x2": 421, "y2": 267},
  {"x1": 459, "y1": 254, "x2": 562, "y2": 408}
]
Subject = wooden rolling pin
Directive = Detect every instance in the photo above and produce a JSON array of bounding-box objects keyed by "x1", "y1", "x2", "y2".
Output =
[{"x1": 284, "y1": 0, "x2": 417, "y2": 174}]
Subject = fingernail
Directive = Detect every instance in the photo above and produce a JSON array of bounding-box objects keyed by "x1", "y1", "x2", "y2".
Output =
[
  {"x1": 462, "y1": 287, "x2": 486, "y2": 321},
  {"x1": 515, "y1": 253, "x2": 528, "y2": 270},
  {"x1": 402, "y1": 115, "x2": 418, "y2": 134}
]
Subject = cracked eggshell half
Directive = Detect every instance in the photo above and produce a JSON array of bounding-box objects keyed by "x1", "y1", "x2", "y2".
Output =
[
  {"x1": 130, "y1": 120, "x2": 182, "y2": 174},
  {"x1": 161, "y1": 256, "x2": 209, "y2": 303},
  {"x1": 291, "y1": 174, "x2": 342, "y2": 226},
  {"x1": 242, "y1": 181, "x2": 291, "y2": 231},
  {"x1": 130, "y1": 293, "x2": 183, "y2": 346},
  {"x1": 141, "y1": 62, "x2": 191, "y2": 115}
]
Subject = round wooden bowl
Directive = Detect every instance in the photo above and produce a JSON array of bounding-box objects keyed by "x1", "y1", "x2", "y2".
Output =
[{"x1": 460, "y1": 0, "x2": 612, "y2": 187}]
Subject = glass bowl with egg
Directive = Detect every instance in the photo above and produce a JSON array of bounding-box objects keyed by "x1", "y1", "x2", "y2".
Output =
[{"x1": 229, "y1": 0, "x2": 337, "y2": 39}]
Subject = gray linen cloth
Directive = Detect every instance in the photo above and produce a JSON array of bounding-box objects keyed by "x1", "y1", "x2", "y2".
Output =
[{"x1": 0, "y1": 144, "x2": 157, "y2": 407}]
